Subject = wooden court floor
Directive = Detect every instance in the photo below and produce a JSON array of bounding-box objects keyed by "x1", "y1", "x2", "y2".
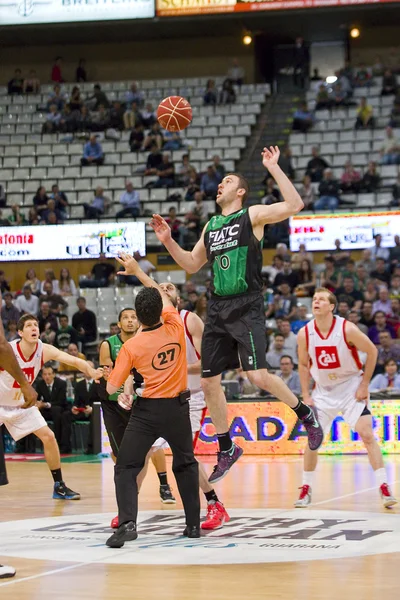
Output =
[{"x1": 1, "y1": 454, "x2": 400, "y2": 600}]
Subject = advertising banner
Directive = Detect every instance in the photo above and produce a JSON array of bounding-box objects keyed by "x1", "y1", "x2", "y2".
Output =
[
  {"x1": 157, "y1": 0, "x2": 398, "y2": 17},
  {"x1": 101, "y1": 399, "x2": 400, "y2": 455},
  {"x1": 0, "y1": 0, "x2": 154, "y2": 25},
  {"x1": 289, "y1": 211, "x2": 400, "y2": 252},
  {"x1": 0, "y1": 221, "x2": 146, "y2": 262}
]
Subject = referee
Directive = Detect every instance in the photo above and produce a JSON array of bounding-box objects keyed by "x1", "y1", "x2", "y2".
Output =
[{"x1": 106, "y1": 252, "x2": 200, "y2": 548}]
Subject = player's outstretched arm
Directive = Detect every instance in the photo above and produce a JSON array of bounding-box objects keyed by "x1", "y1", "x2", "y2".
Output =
[
  {"x1": 250, "y1": 146, "x2": 304, "y2": 228},
  {"x1": 116, "y1": 251, "x2": 173, "y2": 308},
  {"x1": 43, "y1": 344, "x2": 103, "y2": 381},
  {"x1": 297, "y1": 327, "x2": 313, "y2": 405},
  {"x1": 150, "y1": 215, "x2": 208, "y2": 274},
  {"x1": 0, "y1": 320, "x2": 37, "y2": 407},
  {"x1": 344, "y1": 321, "x2": 378, "y2": 400}
]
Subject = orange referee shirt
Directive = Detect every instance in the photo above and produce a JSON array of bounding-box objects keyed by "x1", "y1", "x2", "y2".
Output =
[{"x1": 108, "y1": 306, "x2": 188, "y2": 399}]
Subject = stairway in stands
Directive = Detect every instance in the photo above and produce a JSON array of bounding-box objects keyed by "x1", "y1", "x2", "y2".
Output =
[{"x1": 237, "y1": 91, "x2": 303, "y2": 203}]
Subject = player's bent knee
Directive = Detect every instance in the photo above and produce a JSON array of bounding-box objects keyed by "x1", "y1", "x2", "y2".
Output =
[
  {"x1": 359, "y1": 429, "x2": 375, "y2": 444},
  {"x1": 201, "y1": 376, "x2": 221, "y2": 394},
  {"x1": 37, "y1": 427, "x2": 56, "y2": 444},
  {"x1": 246, "y1": 369, "x2": 269, "y2": 388}
]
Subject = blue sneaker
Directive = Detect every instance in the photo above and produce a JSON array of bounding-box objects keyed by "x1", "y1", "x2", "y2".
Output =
[
  {"x1": 208, "y1": 443, "x2": 243, "y2": 484},
  {"x1": 53, "y1": 481, "x2": 81, "y2": 500}
]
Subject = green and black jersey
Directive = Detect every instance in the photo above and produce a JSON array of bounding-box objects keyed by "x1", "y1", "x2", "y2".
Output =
[
  {"x1": 204, "y1": 208, "x2": 263, "y2": 297},
  {"x1": 105, "y1": 334, "x2": 124, "y2": 401}
]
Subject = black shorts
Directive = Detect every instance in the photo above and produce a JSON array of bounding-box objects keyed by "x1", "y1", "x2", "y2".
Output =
[
  {"x1": 101, "y1": 398, "x2": 131, "y2": 456},
  {"x1": 201, "y1": 292, "x2": 268, "y2": 378}
]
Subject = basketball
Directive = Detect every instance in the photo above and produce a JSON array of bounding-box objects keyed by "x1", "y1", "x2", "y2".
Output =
[{"x1": 157, "y1": 96, "x2": 193, "y2": 132}]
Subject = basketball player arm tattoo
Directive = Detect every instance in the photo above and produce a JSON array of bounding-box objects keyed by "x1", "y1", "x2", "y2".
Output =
[
  {"x1": 186, "y1": 311, "x2": 204, "y2": 375},
  {"x1": 116, "y1": 251, "x2": 173, "y2": 308},
  {"x1": 344, "y1": 322, "x2": 378, "y2": 401},
  {"x1": 42, "y1": 344, "x2": 104, "y2": 381},
  {"x1": 0, "y1": 320, "x2": 37, "y2": 408},
  {"x1": 249, "y1": 146, "x2": 304, "y2": 228},
  {"x1": 150, "y1": 215, "x2": 208, "y2": 274},
  {"x1": 297, "y1": 328, "x2": 313, "y2": 405}
]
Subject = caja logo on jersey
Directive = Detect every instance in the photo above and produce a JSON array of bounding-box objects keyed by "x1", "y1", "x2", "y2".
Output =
[
  {"x1": 315, "y1": 347, "x2": 341, "y2": 369},
  {"x1": 152, "y1": 343, "x2": 181, "y2": 371}
]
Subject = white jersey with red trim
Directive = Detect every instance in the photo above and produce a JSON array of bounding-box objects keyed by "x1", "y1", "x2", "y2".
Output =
[
  {"x1": 180, "y1": 309, "x2": 202, "y2": 394},
  {"x1": 0, "y1": 339, "x2": 44, "y2": 407},
  {"x1": 305, "y1": 316, "x2": 362, "y2": 388}
]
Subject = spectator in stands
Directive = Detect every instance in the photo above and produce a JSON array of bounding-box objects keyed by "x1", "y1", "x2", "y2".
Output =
[
  {"x1": 40, "y1": 269, "x2": 59, "y2": 295},
  {"x1": 389, "y1": 95, "x2": 400, "y2": 128},
  {"x1": 228, "y1": 58, "x2": 245, "y2": 86},
  {"x1": 336, "y1": 276, "x2": 364, "y2": 310},
  {"x1": 86, "y1": 84, "x2": 110, "y2": 110},
  {"x1": 116, "y1": 181, "x2": 141, "y2": 218},
  {"x1": 220, "y1": 78, "x2": 236, "y2": 104},
  {"x1": 143, "y1": 143, "x2": 163, "y2": 176},
  {"x1": 373, "y1": 287, "x2": 393, "y2": 316},
  {"x1": 274, "y1": 258, "x2": 299, "y2": 292},
  {"x1": 336, "y1": 69, "x2": 353, "y2": 100},
  {"x1": 109, "y1": 101, "x2": 125, "y2": 131},
  {"x1": 71, "y1": 362, "x2": 95, "y2": 454},
  {"x1": 391, "y1": 174, "x2": 400, "y2": 207},
  {"x1": 277, "y1": 146, "x2": 295, "y2": 180},
  {"x1": 262, "y1": 177, "x2": 281, "y2": 205},
  {"x1": 277, "y1": 318, "x2": 298, "y2": 364},
  {"x1": 90, "y1": 104, "x2": 110, "y2": 132},
  {"x1": 46, "y1": 85, "x2": 65, "y2": 111},
  {"x1": 381, "y1": 69, "x2": 397, "y2": 96},
  {"x1": 277, "y1": 356, "x2": 301, "y2": 395},
  {"x1": 0, "y1": 209, "x2": 8, "y2": 225},
  {"x1": 290, "y1": 305, "x2": 310, "y2": 334},
  {"x1": 45, "y1": 211, "x2": 58, "y2": 225},
  {"x1": 368, "y1": 311, "x2": 396, "y2": 344},
  {"x1": 203, "y1": 80, "x2": 218, "y2": 106},
  {"x1": 28, "y1": 207, "x2": 39, "y2": 226},
  {"x1": 1, "y1": 293, "x2": 20, "y2": 329},
  {"x1": 83, "y1": 186, "x2": 110, "y2": 219},
  {"x1": 126, "y1": 82, "x2": 143, "y2": 107},
  {"x1": 354, "y1": 63, "x2": 372, "y2": 87},
  {"x1": 266, "y1": 333, "x2": 288, "y2": 369},
  {"x1": 361, "y1": 161, "x2": 381, "y2": 193},
  {"x1": 165, "y1": 206, "x2": 184, "y2": 244},
  {"x1": 306, "y1": 147, "x2": 329, "y2": 182},
  {"x1": 80, "y1": 254, "x2": 115, "y2": 289},
  {"x1": 360, "y1": 300, "x2": 375, "y2": 329},
  {"x1": 315, "y1": 84, "x2": 330, "y2": 110},
  {"x1": 338, "y1": 257, "x2": 358, "y2": 285},
  {"x1": 6, "y1": 320, "x2": 19, "y2": 342},
  {"x1": 348, "y1": 310, "x2": 368, "y2": 335},
  {"x1": 262, "y1": 255, "x2": 283, "y2": 286},
  {"x1": 201, "y1": 165, "x2": 222, "y2": 198},
  {"x1": 389, "y1": 235, "x2": 400, "y2": 265},
  {"x1": 273, "y1": 282, "x2": 297, "y2": 320},
  {"x1": 51, "y1": 57, "x2": 64, "y2": 83},
  {"x1": 315, "y1": 169, "x2": 340, "y2": 211},
  {"x1": 364, "y1": 280, "x2": 379, "y2": 304},
  {"x1": 330, "y1": 83, "x2": 347, "y2": 108},
  {"x1": 293, "y1": 36, "x2": 310, "y2": 89},
  {"x1": 176, "y1": 154, "x2": 196, "y2": 187},
  {"x1": 390, "y1": 274, "x2": 400, "y2": 298},
  {"x1": 58, "y1": 343, "x2": 87, "y2": 371},
  {"x1": 336, "y1": 300, "x2": 350, "y2": 319},
  {"x1": 340, "y1": 161, "x2": 361, "y2": 193},
  {"x1": 123, "y1": 101, "x2": 142, "y2": 131},
  {"x1": 59, "y1": 268, "x2": 77, "y2": 297},
  {"x1": 153, "y1": 153, "x2": 175, "y2": 188},
  {"x1": 42, "y1": 104, "x2": 62, "y2": 133},
  {"x1": 23, "y1": 268, "x2": 40, "y2": 295},
  {"x1": 195, "y1": 294, "x2": 208, "y2": 323},
  {"x1": 380, "y1": 127, "x2": 400, "y2": 165},
  {"x1": 54, "y1": 314, "x2": 79, "y2": 351},
  {"x1": 8, "y1": 204, "x2": 25, "y2": 226},
  {"x1": 50, "y1": 184, "x2": 69, "y2": 220},
  {"x1": 332, "y1": 239, "x2": 350, "y2": 268},
  {"x1": 311, "y1": 68, "x2": 322, "y2": 82},
  {"x1": 143, "y1": 122, "x2": 163, "y2": 151},
  {"x1": 23, "y1": 69, "x2": 40, "y2": 94},
  {"x1": 77, "y1": 105, "x2": 92, "y2": 132},
  {"x1": 297, "y1": 174, "x2": 315, "y2": 209},
  {"x1": 72, "y1": 297, "x2": 97, "y2": 344},
  {"x1": 356, "y1": 248, "x2": 374, "y2": 271},
  {"x1": 76, "y1": 58, "x2": 87, "y2": 83},
  {"x1": 184, "y1": 191, "x2": 207, "y2": 241},
  {"x1": 355, "y1": 264, "x2": 369, "y2": 292},
  {"x1": 68, "y1": 86, "x2": 83, "y2": 112},
  {"x1": 292, "y1": 242, "x2": 313, "y2": 268},
  {"x1": 8, "y1": 69, "x2": 23, "y2": 95},
  {"x1": 109, "y1": 323, "x2": 120, "y2": 336},
  {"x1": 129, "y1": 123, "x2": 145, "y2": 152},
  {"x1": 163, "y1": 130, "x2": 183, "y2": 151},
  {"x1": 0, "y1": 184, "x2": 6, "y2": 207},
  {"x1": 41, "y1": 199, "x2": 64, "y2": 224},
  {"x1": 39, "y1": 282, "x2": 67, "y2": 315},
  {"x1": 372, "y1": 56, "x2": 385, "y2": 76},
  {"x1": 38, "y1": 301, "x2": 58, "y2": 342},
  {"x1": 15, "y1": 285, "x2": 39, "y2": 316},
  {"x1": 0, "y1": 271, "x2": 10, "y2": 295},
  {"x1": 292, "y1": 102, "x2": 314, "y2": 133},
  {"x1": 369, "y1": 359, "x2": 400, "y2": 392},
  {"x1": 295, "y1": 259, "x2": 316, "y2": 297},
  {"x1": 140, "y1": 103, "x2": 157, "y2": 128},
  {"x1": 355, "y1": 97, "x2": 375, "y2": 130},
  {"x1": 81, "y1": 135, "x2": 104, "y2": 167},
  {"x1": 371, "y1": 234, "x2": 390, "y2": 262}
]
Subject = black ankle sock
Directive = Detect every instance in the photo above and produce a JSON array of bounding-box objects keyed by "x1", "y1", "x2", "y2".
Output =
[
  {"x1": 205, "y1": 490, "x2": 219, "y2": 503},
  {"x1": 292, "y1": 400, "x2": 312, "y2": 420},
  {"x1": 217, "y1": 432, "x2": 233, "y2": 453},
  {"x1": 51, "y1": 468, "x2": 63, "y2": 483},
  {"x1": 158, "y1": 472, "x2": 168, "y2": 486}
]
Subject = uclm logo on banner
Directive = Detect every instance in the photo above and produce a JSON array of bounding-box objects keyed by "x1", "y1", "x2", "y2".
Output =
[{"x1": 315, "y1": 346, "x2": 341, "y2": 369}]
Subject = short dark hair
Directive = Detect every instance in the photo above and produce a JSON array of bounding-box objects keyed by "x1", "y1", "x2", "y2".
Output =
[
  {"x1": 59, "y1": 314, "x2": 68, "y2": 321},
  {"x1": 77, "y1": 296, "x2": 86, "y2": 303},
  {"x1": 384, "y1": 358, "x2": 397, "y2": 368},
  {"x1": 280, "y1": 355, "x2": 294, "y2": 364},
  {"x1": 227, "y1": 172, "x2": 249, "y2": 205},
  {"x1": 135, "y1": 288, "x2": 163, "y2": 327},
  {"x1": 110, "y1": 322, "x2": 118, "y2": 328},
  {"x1": 274, "y1": 332, "x2": 285, "y2": 339},
  {"x1": 42, "y1": 362, "x2": 55, "y2": 372},
  {"x1": 17, "y1": 314, "x2": 39, "y2": 332},
  {"x1": 118, "y1": 307, "x2": 135, "y2": 322}
]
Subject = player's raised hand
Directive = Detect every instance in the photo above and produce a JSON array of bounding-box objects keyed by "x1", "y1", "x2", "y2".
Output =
[
  {"x1": 149, "y1": 214, "x2": 172, "y2": 245},
  {"x1": 116, "y1": 251, "x2": 139, "y2": 276},
  {"x1": 261, "y1": 145, "x2": 280, "y2": 169}
]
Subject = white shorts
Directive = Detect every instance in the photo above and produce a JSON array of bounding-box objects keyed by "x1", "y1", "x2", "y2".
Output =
[
  {"x1": 0, "y1": 406, "x2": 48, "y2": 441},
  {"x1": 312, "y1": 375, "x2": 369, "y2": 433},
  {"x1": 151, "y1": 391, "x2": 207, "y2": 452}
]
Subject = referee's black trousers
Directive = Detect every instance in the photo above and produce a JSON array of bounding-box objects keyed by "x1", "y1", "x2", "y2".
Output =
[{"x1": 115, "y1": 396, "x2": 200, "y2": 528}]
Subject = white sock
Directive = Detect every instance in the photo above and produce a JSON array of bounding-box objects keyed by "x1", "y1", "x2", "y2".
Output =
[
  {"x1": 302, "y1": 471, "x2": 315, "y2": 487},
  {"x1": 374, "y1": 467, "x2": 387, "y2": 487}
]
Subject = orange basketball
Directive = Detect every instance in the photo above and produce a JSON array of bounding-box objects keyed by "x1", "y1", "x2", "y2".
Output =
[{"x1": 157, "y1": 96, "x2": 192, "y2": 132}]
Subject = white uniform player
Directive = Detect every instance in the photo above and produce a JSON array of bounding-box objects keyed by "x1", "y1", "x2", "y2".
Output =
[{"x1": 296, "y1": 288, "x2": 397, "y2": 509}]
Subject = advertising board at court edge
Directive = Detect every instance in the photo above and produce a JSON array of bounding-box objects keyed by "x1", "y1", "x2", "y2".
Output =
[
  {"x1": 156, "y1": 0, "x2": 398, "y2": 17},
  {"x1": 0, "y1": 222, "x2": 146, "y2": 262}
]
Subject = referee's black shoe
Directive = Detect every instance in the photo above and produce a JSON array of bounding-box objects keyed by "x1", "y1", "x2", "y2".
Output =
[
  {"x1": 183, "y1": 525, "x2": 200, "y2": 538},
  {"x1": 106, "y1": 521, "x2": 137, "y2": 548}
]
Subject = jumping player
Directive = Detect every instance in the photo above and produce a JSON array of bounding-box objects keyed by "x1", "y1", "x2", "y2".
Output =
[
  {"x1": 295, "y1": 288, "x2": 397, "y2": 508},
  {"x1": 0, "y1": 314, "x2": 103, "y2": 500},
  {"x1": 150, "y1": 145, "x2": 323, "y2": 483}
]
